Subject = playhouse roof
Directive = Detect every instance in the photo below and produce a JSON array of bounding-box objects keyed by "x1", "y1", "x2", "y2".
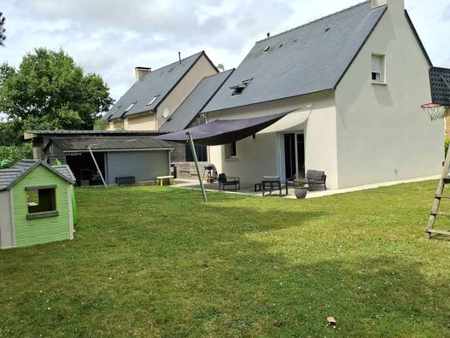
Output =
[{"x1": 0, "y1": 160, "x2": 76, "y2": 191}]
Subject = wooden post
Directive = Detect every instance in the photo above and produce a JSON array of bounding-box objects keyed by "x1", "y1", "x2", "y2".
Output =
[
  {"x1": 187, "y1": 132, "x2": 207, "y2": 203},
  {"x1": 88, "y1": 146, "x2": 107, "y2": 188}
]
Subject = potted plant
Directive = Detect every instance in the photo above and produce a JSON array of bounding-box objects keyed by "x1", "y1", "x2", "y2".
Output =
[{"x1": 294, "y1": 179, "x2": 308, "y2": 199}]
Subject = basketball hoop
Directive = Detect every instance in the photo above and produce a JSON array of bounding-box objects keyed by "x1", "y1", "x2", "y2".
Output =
[{"x1": 421, "y1": 103, "x2": 450, "y2": 121}]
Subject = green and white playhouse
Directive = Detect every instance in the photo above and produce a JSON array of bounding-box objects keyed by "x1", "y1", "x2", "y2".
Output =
[{"x1": 0, "y1": 160, "x2": 77, "y2": 249}]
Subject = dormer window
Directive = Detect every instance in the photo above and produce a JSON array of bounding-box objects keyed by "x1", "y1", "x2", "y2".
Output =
[
  {"x1": 371, "y1": 54, "x2": 386, "y2": 83},
  {"x1": 147, "y1": 95, "x2": 159, "y2": 106}
]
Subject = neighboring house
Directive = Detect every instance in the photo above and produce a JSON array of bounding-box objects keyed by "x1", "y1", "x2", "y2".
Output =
[
  {"x1": 25, "y1": 130, "x2": 173, "y2": 186},
  {"x1": 0, "y1": 160, "x2": 76, "y2": 249},
  {"x1": 160, "y1": 69, "x2": 235, "y2": 162},
  {"x1": 202, "y1": 0, "x2": 442, "y2": 189},
  {"x1": 105, "y1": 51, "x2": 218, "y2": 132}
]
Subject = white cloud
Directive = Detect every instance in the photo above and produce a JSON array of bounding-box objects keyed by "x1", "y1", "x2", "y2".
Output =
[
  {"x1": 444, "y1": 5, "x2": 450, "y2": 20},
  {"x1": 1, "y1": 0, "x2": 449, "y2": 101}
]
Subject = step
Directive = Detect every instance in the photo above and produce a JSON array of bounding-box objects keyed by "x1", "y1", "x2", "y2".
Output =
[
  {"x1": 427, "y1": 229, "x2": 450, "y2": 237},
  {"x1": 431, "y1": 212, "x2": 450, "y2": 217},
  {"x1": 435, "y1": 195, "x2": 450, "y2": 199}
]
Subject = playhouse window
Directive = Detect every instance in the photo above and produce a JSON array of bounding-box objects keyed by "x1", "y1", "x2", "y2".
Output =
[{"x1": 26, "y1": 186, "x2": 58, "y2": 219}]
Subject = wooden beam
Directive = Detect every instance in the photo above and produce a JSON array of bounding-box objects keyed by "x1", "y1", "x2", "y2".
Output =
[{"x1": 428, "y1": 229, "x2": 450, "y2": 237}]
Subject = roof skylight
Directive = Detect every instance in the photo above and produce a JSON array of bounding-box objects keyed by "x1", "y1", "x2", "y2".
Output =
[
  {"x1": 124, "y1": 103, "x2": 135, "y2": 113},
  {"x1": 147, "y1": 95, "x2": 160, "y2": 106},
  {"x1": 230, "y1": 78, "x2": 253, "y2": 96}
]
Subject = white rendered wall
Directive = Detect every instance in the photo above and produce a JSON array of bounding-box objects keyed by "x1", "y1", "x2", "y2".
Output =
[
  {"x1": 335, "y1": 3, "x2": 443, "y2": 188},
  {"x1": 207, "y1": 92, "x2": 339, "y2": 187}
]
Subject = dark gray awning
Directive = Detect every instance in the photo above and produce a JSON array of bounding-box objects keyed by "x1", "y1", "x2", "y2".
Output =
[{"x1": 155, "y1": 113, "x2": 287, "y2": 145}]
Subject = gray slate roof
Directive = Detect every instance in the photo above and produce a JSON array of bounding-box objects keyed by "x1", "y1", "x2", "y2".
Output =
[
  {"x1": 160, "y1": 69, "x2": 235, "y2": 132},
  {"x1": 204, "y1": 1, "x2": 387, "y2": 113},
  {"x1": 50, "y1": 136, "x2": 173, "y2": 152},
  {"x1": 0, "y1": 160, "x2": 76, "y2": 191},
  {"x1": 107, "y1": 51, "x2": 208, "y2": 121},
  {"x1": 26, "y1": 130, "x2": 160, "y2": 137}
]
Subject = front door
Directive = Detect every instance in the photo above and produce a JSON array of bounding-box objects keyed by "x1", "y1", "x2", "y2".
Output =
[{"x1": 284, "y1": 133, "x2": 305, "y2": 181}]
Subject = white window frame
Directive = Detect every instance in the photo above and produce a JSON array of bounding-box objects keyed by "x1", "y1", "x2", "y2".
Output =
[
  {"x1": 224, "y1": 141, "x2": 238, "y2": 160},
  {"x1": 371, "y1": 53, "x2": 387, "y2": 84}
]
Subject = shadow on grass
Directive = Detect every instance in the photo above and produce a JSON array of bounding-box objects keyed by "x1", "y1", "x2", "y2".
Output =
[{"x1": 1, "y1": 187, "x2": 450, "y2": 337}]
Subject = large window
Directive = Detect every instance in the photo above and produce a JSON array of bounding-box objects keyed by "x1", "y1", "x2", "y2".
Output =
[
  {"x1": 185, "y1": 144, "x2": 208, "y2": 162},
  {"x1": 225, "y1": 142, "x2": 237, "y2": 160},
  {"x1": 371, "y1": 54, "x2": 386, "y2": 83},
  {"x1": 26, "y1": 186, "x2": 58, "y2": 219}
]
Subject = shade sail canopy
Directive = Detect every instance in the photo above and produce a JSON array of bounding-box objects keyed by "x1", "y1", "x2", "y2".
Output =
[
  {"x1": 155, "y1": 113, "x2": 287, "y2": 145},
  {"x1": 258, "y1": 109, "x2": 310, "y2": 134}
]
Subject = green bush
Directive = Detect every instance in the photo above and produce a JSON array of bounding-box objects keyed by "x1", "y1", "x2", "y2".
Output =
[{"x1": 0, "y1": 144, "x2": 33, "y2": 169}]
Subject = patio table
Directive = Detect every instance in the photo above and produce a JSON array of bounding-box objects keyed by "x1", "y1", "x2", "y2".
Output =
[{"x1": 261, "y1": 176, "x2": 288, "y2": 197}]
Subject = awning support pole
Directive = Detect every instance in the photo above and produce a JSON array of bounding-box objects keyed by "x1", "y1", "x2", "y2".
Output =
[
  {"x1": 88, "y1": 146, "x2": 107, "y2": 188},
  {"x1": 187, "y1": 131, "x2": 207, "y2": 203}
]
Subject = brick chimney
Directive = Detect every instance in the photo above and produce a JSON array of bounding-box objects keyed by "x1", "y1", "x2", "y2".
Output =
[{"x1": 134, "y1": 67, "x2": 151, "y2": 81}]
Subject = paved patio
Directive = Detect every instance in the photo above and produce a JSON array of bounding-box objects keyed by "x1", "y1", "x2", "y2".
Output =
[{"x1": 172, "y1": 175, "x2": 440, "y2": 199}]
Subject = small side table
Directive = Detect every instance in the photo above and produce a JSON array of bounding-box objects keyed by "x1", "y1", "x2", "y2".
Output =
[{"x1": 156, "y1": 175, "x2": 174, "y2": 186}]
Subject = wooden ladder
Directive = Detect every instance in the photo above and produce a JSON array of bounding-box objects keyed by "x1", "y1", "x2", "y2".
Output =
[{"x1": 427, "y1": 150, "x2": 450, "y2": 238}]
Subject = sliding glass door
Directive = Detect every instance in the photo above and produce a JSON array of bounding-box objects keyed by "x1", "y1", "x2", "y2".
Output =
[{"x1": 284, "y1": 133, "x2": 305, "y2": 181}]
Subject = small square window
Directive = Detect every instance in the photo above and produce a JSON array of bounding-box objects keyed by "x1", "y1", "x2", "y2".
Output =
[
  {"x1": 26, "y1": 186, "x2": 58, "y2": 219},
  {"x1": 225, "y1": 142, "x2": 237, "y2": 159},
  {"x1": 371, "y1": 54, "x2": 386, "y2": 83}
]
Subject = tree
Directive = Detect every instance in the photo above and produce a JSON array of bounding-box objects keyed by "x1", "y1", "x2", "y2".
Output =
[
  {"x1": 0, "y1": 120, "x2": 22, "y2": 146},
  {"x1": 0, "y1": 48, "x2": 113, "y2": 131}
]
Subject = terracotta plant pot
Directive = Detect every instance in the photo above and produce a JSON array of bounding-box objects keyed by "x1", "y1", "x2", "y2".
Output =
[{"x1": 295, "y1": 187, "x2": 308, "y2": 199}]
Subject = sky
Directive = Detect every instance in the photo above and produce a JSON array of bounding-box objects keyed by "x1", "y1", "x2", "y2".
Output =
[{"x1": 0, "y1": 0, "x2": 449, "y2": 102}]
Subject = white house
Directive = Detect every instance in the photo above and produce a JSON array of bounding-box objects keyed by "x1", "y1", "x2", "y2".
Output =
[{"x1": 201, "y1": 0, "x2": 443, "y2": 189}]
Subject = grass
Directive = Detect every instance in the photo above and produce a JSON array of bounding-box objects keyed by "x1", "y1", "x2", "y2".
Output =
[{"x1": 1, "y1": 182, "x2": 450, "y2": 337}]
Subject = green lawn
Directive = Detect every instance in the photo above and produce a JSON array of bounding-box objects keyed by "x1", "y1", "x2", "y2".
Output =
[{"x1": 1, "y1": 182, "x2": 450, "y2": 337}]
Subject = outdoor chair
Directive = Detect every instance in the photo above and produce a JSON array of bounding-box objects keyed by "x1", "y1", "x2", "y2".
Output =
[
  {"x1": 218, "y1": 173, "x2": 240, "y2": 191},
  {"x1": 301, "y1": 170, "x2": 327, "y2": 191}
]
